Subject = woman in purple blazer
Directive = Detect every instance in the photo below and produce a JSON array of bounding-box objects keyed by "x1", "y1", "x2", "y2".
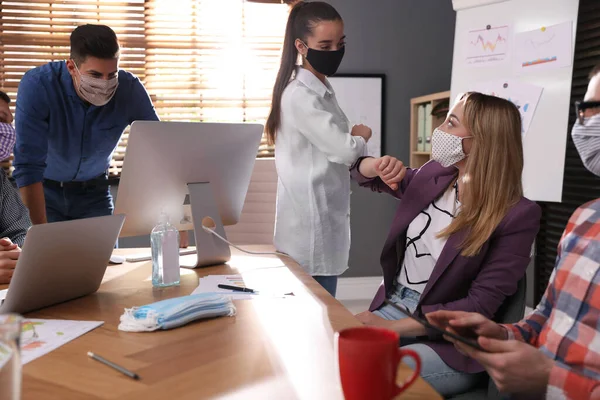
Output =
[{"x1": 351, "y1": 92, "x2": 541, "y2": 396}]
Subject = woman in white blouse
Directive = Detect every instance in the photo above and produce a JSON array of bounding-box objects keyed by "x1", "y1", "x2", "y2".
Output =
[{"x1": 264, "y1": 1, "x2": 372, "y2": 296}]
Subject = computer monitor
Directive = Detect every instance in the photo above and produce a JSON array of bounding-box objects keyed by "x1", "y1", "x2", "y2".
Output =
[{"x1": 114, "y1": 121, "x2": 264, "y2": 268}]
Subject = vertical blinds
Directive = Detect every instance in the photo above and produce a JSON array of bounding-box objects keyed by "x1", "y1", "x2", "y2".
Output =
[{"x1": 0, "y1": 0, "x2": 287, "y2": 176}]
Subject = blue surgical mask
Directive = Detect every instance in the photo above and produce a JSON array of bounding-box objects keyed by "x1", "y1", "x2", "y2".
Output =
[{"x1": 118, "y1": 293, "x2": 236, "y2": 332}]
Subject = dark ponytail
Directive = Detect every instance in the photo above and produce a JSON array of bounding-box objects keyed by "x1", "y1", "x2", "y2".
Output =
[{"x1": 265, "y1": 1, "x2": 342, "y2": 145}]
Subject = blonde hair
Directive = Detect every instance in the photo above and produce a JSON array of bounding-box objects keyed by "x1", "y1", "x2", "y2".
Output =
[{"x1": 438, "y1": 92, "x2": 524, "y2": 257}]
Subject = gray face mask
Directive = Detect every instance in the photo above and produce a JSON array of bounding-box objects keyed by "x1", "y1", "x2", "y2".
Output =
[
  {"x1": 74, "y1": 62, "x2": 119, "y2": 106},
  {"x1": 572, "y1": 113, "x2": 600, "y2": 176}
]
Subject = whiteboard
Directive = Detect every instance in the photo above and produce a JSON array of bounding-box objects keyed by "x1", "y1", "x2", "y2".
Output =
[
  {"x1": 329, "y1": 75, "x2": 384, "y2": 158},
  {"x1": 450, "y1": 0, "x2": 579, "y2": 202}
]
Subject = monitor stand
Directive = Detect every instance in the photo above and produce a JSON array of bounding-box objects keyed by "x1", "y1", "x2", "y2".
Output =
[{"x1": 181, "y1": 182, "x2": 231, "y2": 268}]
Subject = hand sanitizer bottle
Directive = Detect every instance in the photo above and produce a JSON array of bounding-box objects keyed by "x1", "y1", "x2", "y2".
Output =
[{"x1": 151, "y1": 212, "x2": 180, "y2": 287}]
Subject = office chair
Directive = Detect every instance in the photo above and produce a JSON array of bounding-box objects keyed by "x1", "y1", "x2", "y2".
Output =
[{"x1": 447, "y1": 276, "x2": 527, "y2": 400}]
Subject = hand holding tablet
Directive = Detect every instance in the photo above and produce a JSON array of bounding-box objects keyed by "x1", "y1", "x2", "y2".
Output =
[{"x1": 383, "y1": 299, "x2": 489, "y2": 352}]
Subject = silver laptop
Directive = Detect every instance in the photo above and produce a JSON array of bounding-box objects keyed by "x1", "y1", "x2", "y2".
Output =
[{"x1": 0, "y1": 214, "x2": 125, "y2": 315}]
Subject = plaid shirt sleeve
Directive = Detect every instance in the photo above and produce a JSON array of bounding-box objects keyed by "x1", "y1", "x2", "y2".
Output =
[
  {"x1": 0, "y1": 169, "x2": 31, "y2": 246},
  {"x1": 502, "y1": 269, "x2": 555, "y2": 344},
  {"x1": 504, "y1": 200, "x2": 600, "y2": 400},
  {"x1": 502, "y1": 261, "x2": 557, "y2": 343}
]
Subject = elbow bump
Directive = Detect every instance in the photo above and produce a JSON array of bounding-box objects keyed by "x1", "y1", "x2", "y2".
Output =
[{"x1": 330, "y1": 151, "x2": 359, "y2": 166}]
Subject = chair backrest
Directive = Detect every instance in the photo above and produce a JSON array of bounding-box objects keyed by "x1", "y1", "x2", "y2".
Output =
[
  {"x1": 487, "y1": 276, "x2": 527, "y2": 398},
  {"x1": 224, "y1": 158, "x2": 278, "y2": 245},
  {"x1": 494, "y1": 275, "x2": 527, "y2": 324}
]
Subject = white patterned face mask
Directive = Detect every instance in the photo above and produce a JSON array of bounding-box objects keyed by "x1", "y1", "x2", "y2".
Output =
[
  {"x1": 571, "y1": 113, "x2": 600, "y2": 176},
  {"x1": 74, "y1": 62, "x2": 119, "y2": 106},
  {"x1": 431, "y1": 128, "x2": 472, "y2": 168}
]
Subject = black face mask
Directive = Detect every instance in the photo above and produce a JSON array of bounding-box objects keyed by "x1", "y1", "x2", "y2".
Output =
[{"x1": 305, "y1": 46, "x2": 345, "y2": 76}]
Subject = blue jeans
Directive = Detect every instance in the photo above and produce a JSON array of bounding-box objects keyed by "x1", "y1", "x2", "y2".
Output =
[
  {"x1": 373, "y1": 283, "x2": 483, "y2": 397},
  {"x1": 44, "y1": 182, "x2": 114, "y2": 222},
  {"x1": 313, "y1": 275, "x2": 338, "y2": 297}
]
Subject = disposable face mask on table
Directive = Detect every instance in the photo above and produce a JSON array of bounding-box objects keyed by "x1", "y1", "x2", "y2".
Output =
[{"x1": 118, "y1": 293, "x2": 236, "y2": 332}]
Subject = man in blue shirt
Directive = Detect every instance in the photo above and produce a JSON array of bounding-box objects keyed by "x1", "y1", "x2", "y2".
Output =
[{"x1": 13, "y1": 24, "x2": 159, "y2": 224}]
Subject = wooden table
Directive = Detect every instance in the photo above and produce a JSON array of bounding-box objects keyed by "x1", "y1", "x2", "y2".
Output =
[{"x1": 5, "y1": 247, "x2": 441, "y2": 400}]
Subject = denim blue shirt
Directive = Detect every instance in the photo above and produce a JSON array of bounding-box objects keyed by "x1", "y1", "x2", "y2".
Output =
[{"x1": 13, "y1": 61, "x2": 159, "y2": 187}]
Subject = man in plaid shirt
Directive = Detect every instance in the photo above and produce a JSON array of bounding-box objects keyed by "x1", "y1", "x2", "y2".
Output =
[
  {"x1": 0, "y1": 90, "x2": 33, "y2": 284},
  {"x1": 426, "y1": 66, "x2": 600, "y2": 399}
]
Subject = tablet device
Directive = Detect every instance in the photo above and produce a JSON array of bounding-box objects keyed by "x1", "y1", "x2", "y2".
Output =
[{"x1": 383, "y1": 299, "x2": 488, "y2": 352}]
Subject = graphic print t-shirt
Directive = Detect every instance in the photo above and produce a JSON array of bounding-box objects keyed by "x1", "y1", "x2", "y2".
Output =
[{"x1": 397, "y1": 183, "x2": 459, "y2": 293}]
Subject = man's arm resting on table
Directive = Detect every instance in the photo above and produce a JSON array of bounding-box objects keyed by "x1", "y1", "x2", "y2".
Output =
[{"x1": 19, "y1": 182, "x2": 47, "y2": 224}]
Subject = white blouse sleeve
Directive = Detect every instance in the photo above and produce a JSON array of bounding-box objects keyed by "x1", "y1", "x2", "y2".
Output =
[{"x1": 289, "y1": 86, "x2": 366, "y2": 166}]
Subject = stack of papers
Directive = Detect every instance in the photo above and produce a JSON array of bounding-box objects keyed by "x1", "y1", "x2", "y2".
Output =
[{"x1": 192, "y1": 274, "x2": 292, "y2": 300}]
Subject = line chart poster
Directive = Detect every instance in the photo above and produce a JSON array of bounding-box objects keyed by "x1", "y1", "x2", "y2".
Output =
[{"x1": 465, "y1": 24, "x2": 511, "y2": 67}]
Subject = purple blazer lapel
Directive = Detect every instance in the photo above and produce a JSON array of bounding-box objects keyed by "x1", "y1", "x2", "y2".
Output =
[{"x1": 419, "y1": 228, "x2": 467, "y2": 302}]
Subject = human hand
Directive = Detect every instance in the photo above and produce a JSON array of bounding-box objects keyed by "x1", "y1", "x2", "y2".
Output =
[
  {"x1": 355, "y1": 311, "x2": 395, "y2": 330},
  {"x1": 0, "y1": 237, "x2": 18, "y2": 252},
  {"x1": 351, "y1": 124, "x2": 372, "y2": 142},
  {"x1": 453, "y1": 336, "x2": 552, "y2": 396},
  {"x1": 426, "y1": 310, "x2": 508, "y2": 341},
  {"x1": 179, "y1": 231, "x2": 189, "y2": 248},
  {"x1": 374, "y1": 156, "x2": 406, "y2": 191},
  {"x1": 0, "y1": 238, "x2": 21, "y2": 284}
]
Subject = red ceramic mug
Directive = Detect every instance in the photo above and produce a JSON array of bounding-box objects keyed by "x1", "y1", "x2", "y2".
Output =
[{"x1": 336, "y1": 327, "x2": 421, "y2": 400}]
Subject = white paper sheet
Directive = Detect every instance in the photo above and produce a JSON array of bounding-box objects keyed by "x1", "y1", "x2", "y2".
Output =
[
  {"x1": 513, "y1": 21, "x2": 573, "y2": 73},
  {"x1": 20, "y1": 319, "x2": 103, "y2": 365},
  {"x1": 465, "y1": 24, "x2": 510, "y2": 67},
  {"x1": 470, "y1": 79, "x2": 543, "y2": 135},
  {"x1": 192, "y1": 275, "x2": 291, "y2": 300}
]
